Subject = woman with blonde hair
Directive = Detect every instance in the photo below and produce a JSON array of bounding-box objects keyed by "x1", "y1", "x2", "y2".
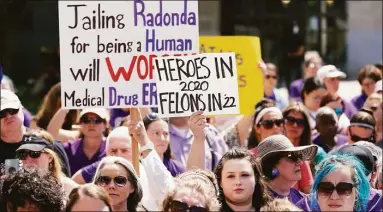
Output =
[
  {"x1": 161, "y1": 170, "x2": 221, "y2": 212},
  {"x1": 15, "y1": 131, "x2": 78, "y2": 197},
  {"x1": 31, "y1": 82, "x2": 78, "y2": 130}
]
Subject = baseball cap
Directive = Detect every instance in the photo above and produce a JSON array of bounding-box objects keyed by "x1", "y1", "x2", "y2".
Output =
[
  {"x1": 257, "y1": 135, "x2": 318, "y2": 161},
  {"x1": 79, "y1": 108, "x2": 109, "y2": 120},
  {"x1": 1, "y1": 89, "x2": 21, "y2": 110},
  {"x1": 337, "y1": 144, "x2": 374, "y2": 175},
  {"x1": 317, "y1": 65, "x2": 347, "y2": 82},
  {"x1": 16, "y1": 135, "x2": 54, "y2": 152},
  {"x1": 375, "y1": 80, "x2": 382, "y2": 93}
]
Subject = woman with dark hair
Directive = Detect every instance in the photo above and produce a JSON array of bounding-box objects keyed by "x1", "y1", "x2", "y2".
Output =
[
  {"x1": 282, "y1": 102, "x2": 314, "y2": 193},
  {"x1": 256, "y1": 135, "x2": 318, "y2": 205},
  {"x1": 142, "y1": 113, "x2": 185, "y2": 177},
  {"x1": 214, "y1": 148, "x2": 270, "y2": 211},
  {"x1": 351, "y1": 65, "x2": 382, "y2": 110},
  {"x1": 247, "y1": 99, "x2": 279, "y2": 150},
  {"x1": 93, "y1": 156, "x2": 146, "y2": 212},
  {"x1": 301, "y1": 77, "x2": 327, "y2": 129},
  {"x1": 347, "y1": 109, "x2": 376, "y2": 144},
  {"x1": 66, "y1": 184, "x2": 113, "y2": 212}
]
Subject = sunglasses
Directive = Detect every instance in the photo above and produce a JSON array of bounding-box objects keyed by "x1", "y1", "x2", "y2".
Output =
[
  {"x1": 259, "y1": 119, "x2": 284, "y2": 129},
  {"x1": 80, "y1": 117, "x2": 104, "y2": 124},
  {"x1": 370, "y1": 105, "x2": 380, "y2": 112},
  {"x1": 283, "y1": 152, "x2": 302, "y2": 162},
  {"x1": 285, "y1": 116, "x2": 305, "y2": 128},
  {"x1": 265, "y1": 75, "x2": 277, "y2": 80},
  {"x1": 96, "y1": 176, "x2": 128, "y2": 187},
  {"x1": 16, "y1": 150, "x2": 44, "y2": 160},
  {"x1": 317, "y1": 182, "x2": 355, "y2": 197},
  {"x1": 0, "y1": 108, "x2": 19, "y2": 119},
  {"x1": 170, "y1": 200, "x2": 207, "y2": 212},
  {"x1": 349, "y1": 129, "x2": 371, "y2": 142}
]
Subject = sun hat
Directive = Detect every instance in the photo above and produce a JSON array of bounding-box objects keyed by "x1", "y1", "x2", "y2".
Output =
[
  {"x1": 317, "y1": 65, "x2": 346, "y2": 82},
  {"x1": 257, "y1": 135, "x2": 318, "y2": 161},
  {"x1": 1, "y1": 89, "x2": 21, "y2": 110},
  {"x1": 79, "y1": 108, "x2": 109, "y2": 120}
]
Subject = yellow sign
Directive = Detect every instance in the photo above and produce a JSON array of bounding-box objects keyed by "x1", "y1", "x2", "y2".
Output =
[{"x1": 200, "y1": 36, "x2": 263, "y2": 115}]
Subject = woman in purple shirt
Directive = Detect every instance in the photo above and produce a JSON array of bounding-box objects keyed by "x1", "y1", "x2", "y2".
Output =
[
  {"x1": 256, "y1": 135, "x2": 318, "y2": 205},
  {"x1": 142, "y1": 113, "x2": 185, "y2": 177},
  {"x1": 351, "y1": 65, "x2": 382, "y2": 110}
]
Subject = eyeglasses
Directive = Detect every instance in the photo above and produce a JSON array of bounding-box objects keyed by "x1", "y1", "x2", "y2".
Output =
[
  {"x1": 259, "y1": 119, "x2": 284, "y2": 129},
  {"x1": 283, "y1": 152, "x2": 302, "y2": 162},
  {"x1": 285, "y1": 116, "x2": 305, "y2": 128},
  {"x1": 265, "y1": 75, "x2": 277, "y2": 80},
  {"x1": 96, "y1": 176, "x2": 128, "y2": 187},
  {"x1": 317, "y1": 182, "x2": 355, "y2": 197},
  {"x1": 349, "y1": 129, "x2": 371, "y2": 142},
  {"x1": 80, "y1": 117, "x2": 104, "y2": 124},
  {"x1": 0, "y1": 108, "x2": 19, "y2": 119},
  {"x1": 170, "y1": 200, "x2": 207, "y2": 212},
  {"x1": 16, "y1": 150, "x2": 44, "y2": 160}
]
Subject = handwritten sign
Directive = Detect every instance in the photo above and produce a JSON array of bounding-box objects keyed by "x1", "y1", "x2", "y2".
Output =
[
  {"x1": 154, "y1": 53, "x2": 240, "y2": 117},
  {"x1": 200, "y1": 36, "x2": 263, "y2": 115},
  {"x1": 58, "y1": 0, "x2": 199, "y2": 109}
]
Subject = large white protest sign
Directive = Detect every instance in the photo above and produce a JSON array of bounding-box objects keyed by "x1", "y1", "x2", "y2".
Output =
[
  {"x1": 154, "y1": 53, "x2": 240, "y2": 117},
  {"x1": 58, "y1": 0, "x2": 199, "y2": 109}
]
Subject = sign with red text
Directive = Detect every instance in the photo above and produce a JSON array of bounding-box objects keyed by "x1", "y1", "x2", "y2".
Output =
[
  {"x1": 58, "y1": 0, "x2": 199, "y2": 109},
  {"x1": 154, "y1": 53, "x2": 240, "y2": 117}
]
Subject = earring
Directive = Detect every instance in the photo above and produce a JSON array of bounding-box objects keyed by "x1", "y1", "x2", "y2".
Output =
[
  {"x1": 272, "y1": 168, "x2": 279, "y2": 178},
  {"x1": 49, "y1": 163, "x2": 52, "y2": 170}
]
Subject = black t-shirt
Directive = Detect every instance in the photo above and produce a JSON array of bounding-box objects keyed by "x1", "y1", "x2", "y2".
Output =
[{"x1": 0, "y1": 136, "x2": 71, "y2": 177}]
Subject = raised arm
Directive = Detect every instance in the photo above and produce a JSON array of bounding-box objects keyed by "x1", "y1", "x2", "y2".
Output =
[
  {"x1": 187, "y1": 111, "x2": 208, "y2": 170},
  {"x1": 47, "y1": 108, "x2": 79, "y2": 142}
]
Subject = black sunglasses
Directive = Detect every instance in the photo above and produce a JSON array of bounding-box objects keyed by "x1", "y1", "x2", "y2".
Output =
[
  {"x1": 16, "y1": 150, "x2": 43, "y2": 160},
  {"x1": 283, "y1": 152, "x2": 302, "y2": 162},
  {"x1": 170, "y1": 200, "x2": 207, "y2": 212},
  {"x1": 265, "y1": 75, "x2": 277, "y2": 80},
  {"x1": 97, "y1": 176, "x2": 128, "y2": 187},
  {"x1": 80, "y1": 117, "x2": 104, "y2": 124},
  {"x1": 0, "y1": 108, "x2": 19, "y2": 119},
  {"x1": 349, "y1": 129, "x2": 371, "y2": 142},
  {"x1": 317, "y1": 182, "x2": 355, "y2": 197},
  {"x1": 285, "y1": 116, "x2": 305, "y2": 128},
  {"x1": 259, "y1": 119, "x2": 284, "y2": 129}
]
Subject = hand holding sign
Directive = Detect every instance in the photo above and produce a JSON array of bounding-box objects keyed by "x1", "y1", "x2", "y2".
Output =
[{"x1": 188, "y1": 111, "x2": 207, "y2": 140}]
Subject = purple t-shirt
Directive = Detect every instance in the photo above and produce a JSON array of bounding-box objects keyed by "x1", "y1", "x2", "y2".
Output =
[
  {"x1": 289, "y1": 78, "x2": 305, "y2": 102},
  {"x1": 23, "y1": 108, "x2": 32, "y2": 127},
  {"x1": 341, "y1": 98, "x2": 358, "y2": 120},
  {"x1": 109, "y1": 109, "x2": 129, "y2": 128},
  {"x1": 163, "y1": 158, "x2": 185, "y2": 177},
  {"x1": 64, "y1": 138, "x2": 106, "y2": 175},
  {"x1": 312, "y1": 134, "x2": 348, "y2": 153},
  {"x1": 268, "y1": 187, "x2": 306, "y2": 205},
  {"x1": 351, "y1": 93, "x2": 368, "y2": 110}
]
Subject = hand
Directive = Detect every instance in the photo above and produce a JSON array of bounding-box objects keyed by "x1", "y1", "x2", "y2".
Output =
[
  {"x1": 126, "y1": 119, "x2": 150, "y2": 146},
  {"x1": 188, "y1": 111, "x2": 207, "y2": 140},
  {"x1": 258, "y1": 60, "x2": 267, "y2": 71}
]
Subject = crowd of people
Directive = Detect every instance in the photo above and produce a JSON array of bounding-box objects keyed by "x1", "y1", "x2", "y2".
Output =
[{"x1": 0, "y1": 51, "x2": 382, "y2": 212}]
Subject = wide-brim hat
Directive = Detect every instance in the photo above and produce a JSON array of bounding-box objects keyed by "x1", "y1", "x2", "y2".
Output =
[{"x1": 257, "y1": 135, "x2": 318, "y2": 162}]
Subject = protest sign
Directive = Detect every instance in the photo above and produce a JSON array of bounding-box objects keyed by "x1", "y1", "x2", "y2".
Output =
[
  {"x1": 58, "y1": 0, "x2": 199, "y2": 109},
  {"x1": 154, "y1": 53, "x2": 240, "y2": 117},
  {"x1": 200, "y1": 36, "x2": 263, "y2": 115}
]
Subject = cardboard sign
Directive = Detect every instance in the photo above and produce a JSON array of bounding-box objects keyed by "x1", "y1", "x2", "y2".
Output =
[
  {"x1": 58, "y1": 0, "x2": 199, "y2": 109},
  {"x1": 154, "y1": 53, "x2": 240, "y2": 117},
  {"x1": 200, "y1": 36, "x2": 263, "y2": 115}
]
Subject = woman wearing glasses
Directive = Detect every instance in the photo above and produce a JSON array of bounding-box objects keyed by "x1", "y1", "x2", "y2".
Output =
[
  {"x1": 282, "y1": 102, "x2": 314, "y2": 194},
  {"x1": 296, "y1": 154, "x2": 370, "y2": 212},
  {"x1": 214, "y1": 148, "x2": 270, "y2": 211},
  {"x1": 93, "y1": 156, "x2": 145, "y2": 212},
  {"x1": 142, "y1": 113, "x2": 185, "y2": 177},
  {"x1": 248, "y1": 106, "x2": 284, "y2": 154},
  {"x1": 15, "y1": 132, "x2": 78, "y2": 197},
  {"x1": 256, "y1": 135, "x2": 318, "y2": 204},
  {"x1": 260, "y1": 62, "x2": 288, "y2": 110},
  {"x1": 63, "y1": 108, "x2": 109, "y2": 175}
]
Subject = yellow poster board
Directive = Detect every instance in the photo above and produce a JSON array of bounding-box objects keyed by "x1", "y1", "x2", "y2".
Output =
[{"x1": 200, "y1": 36, "x2": 263, "y2": 115}]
